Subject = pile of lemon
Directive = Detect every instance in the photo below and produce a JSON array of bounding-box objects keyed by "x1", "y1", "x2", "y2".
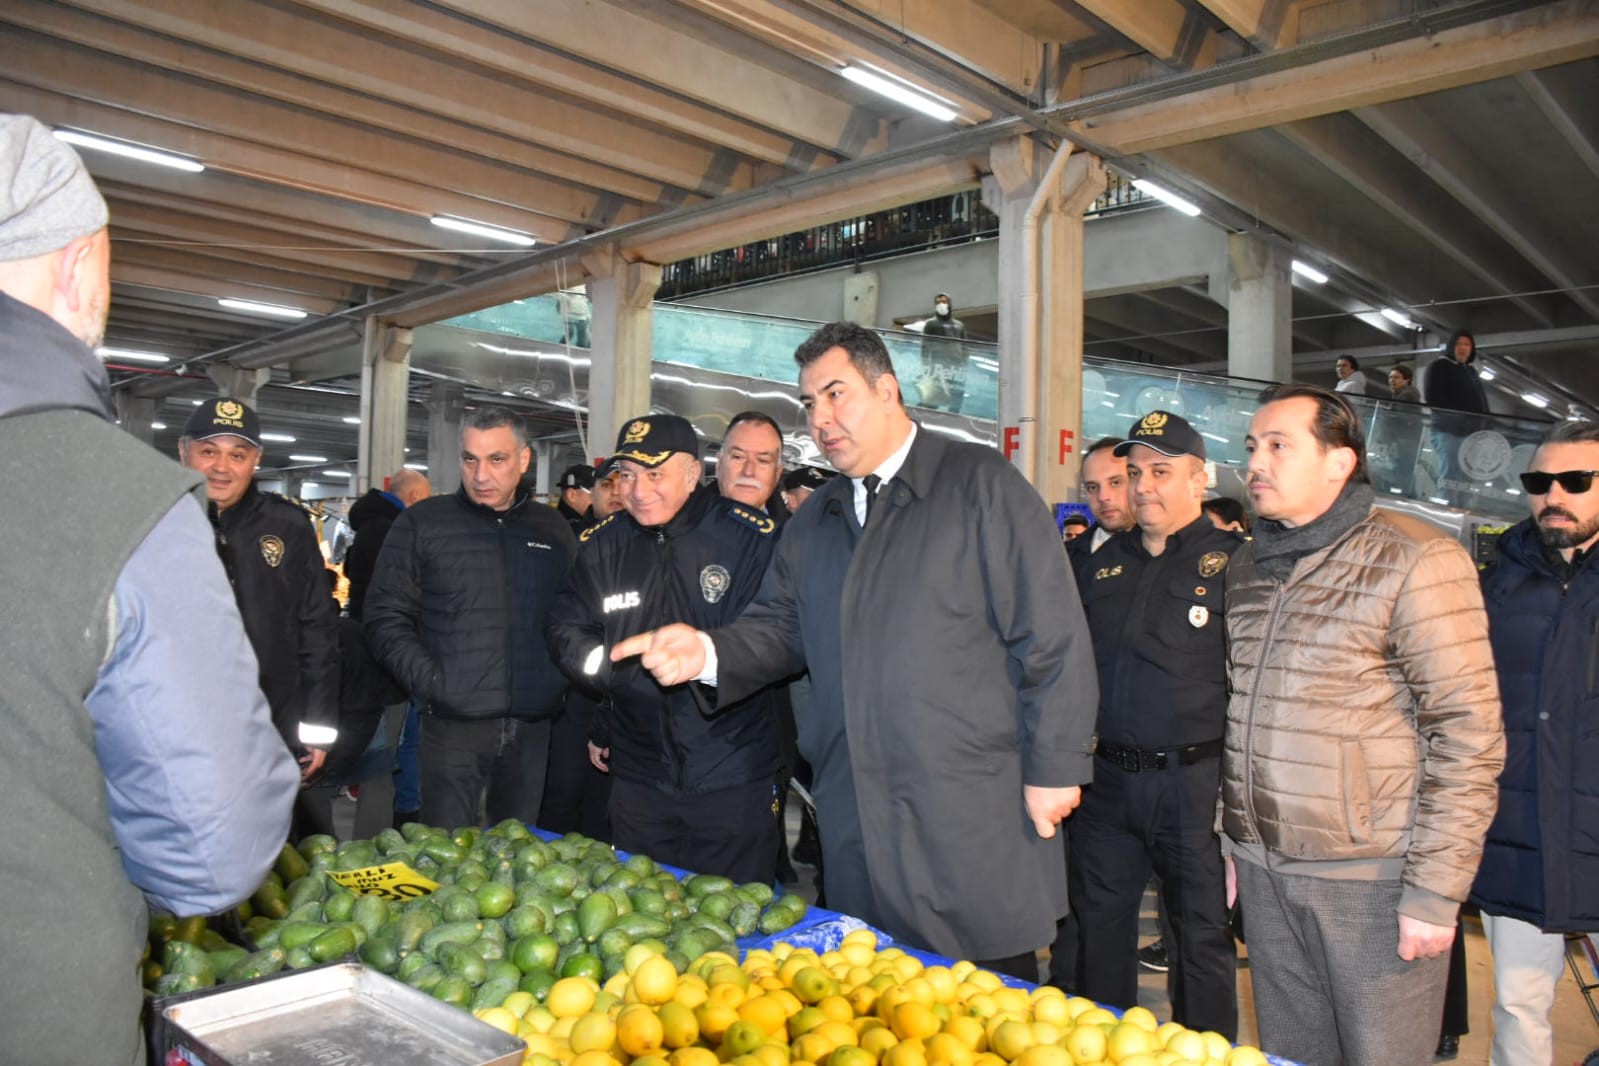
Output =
[{"x1": 470, "y1": 928, "x2": 1271, "y2": 1066}]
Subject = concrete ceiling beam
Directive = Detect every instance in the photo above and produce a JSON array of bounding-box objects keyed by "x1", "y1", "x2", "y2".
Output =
[
  {"x1": 23, "y1": 0, "x2": 733, "y2": 200},
  {"x1": 104, "y1": 202, "x2": 441, "y2": 285},
  {"x1": 1355, "y1": 98, "x2": 1599, "y2": 321},
  {"x1": 110, "y1": 220, "x2": 406, "y2": 291},
  {"x1": 0, "y1": 36, "x2": 628, "y2": 237},
  {"x1": 1274, "y1": 115, "x2": 1559, "y2": 326},
  {"x1": 1151, "y1": 137, "x2": 1446, "y2": 333},
  {"x1": 1516, "y1": 63, "x2": 1599, "y2": 183},
  {"x1": 285, "y1": 0, "x2": 839, "y2": 170},
  {"x1": 1072, "y1": 0, "x2": 1599, "y2": 154},
  {"x1": 110, "y1": 262, "x2": 344, "y2": 317},
  {"x1": 112, "y1": 239, "x2": 391, "y2": 303},
  {"x1": 422, "y1": 0, "x2": 886, "y2": 159},
  {"x1": 1190, "y1": 0, "x2": 1304, "y2": 51},
  {"x1": 1072, "y1": 0, "x2": 1221, "y2": 72}
]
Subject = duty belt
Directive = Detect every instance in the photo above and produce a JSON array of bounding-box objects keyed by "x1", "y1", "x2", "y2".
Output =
[{"x1": 1094, "y1": 737, "x2": 1224, "y2": 772}]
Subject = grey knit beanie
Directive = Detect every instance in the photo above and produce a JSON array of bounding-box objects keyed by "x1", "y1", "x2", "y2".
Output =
[{"x1": 0, "y1": 114, "x2": 109, "y2": 262}]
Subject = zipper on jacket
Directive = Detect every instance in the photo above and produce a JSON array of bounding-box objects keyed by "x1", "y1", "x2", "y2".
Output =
[
  {"x1": 653, "y1": 530, "x2": 688, "y2": 791},
  {"x1": 1242, "y1": 582, "x2": 1289, "y2": 852}
]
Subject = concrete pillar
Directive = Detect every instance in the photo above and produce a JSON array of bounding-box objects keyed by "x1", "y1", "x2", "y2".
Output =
[
  {"x1": 1225, "y1": 233, "x2": 1294, "y2": 384},
  {"x1": 531, "y1": 439, "x2": 554, "y2": 496},
  {"x1": 584, "y1": 247, "x2": 662, "y2": 456},
  {"x1": 844, "y1": 271, "x2": 879, "y2": 327},
  {"x1": 427, "y1": 380, "x2": 465, "y2": 495},
  {"x1": 115, "y1": 393, "x2": 156, "y2": 447},
  {"x1": 358, "y1": 315, "x2": 412, "y2": 494},
  {"x1": 983, "y1": 137, "x2": 1106, "y2": 502},
  {"x1": 205, "y1": 365, "x2": 270, "y2": 404}
]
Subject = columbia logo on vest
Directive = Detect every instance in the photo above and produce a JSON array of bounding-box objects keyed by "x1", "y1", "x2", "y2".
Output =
[{"x1": 603, "y1": 591, "x2": 641, "y2": 613}]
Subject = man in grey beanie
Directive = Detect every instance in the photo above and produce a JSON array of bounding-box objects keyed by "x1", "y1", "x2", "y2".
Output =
[{"x1": 0, "y1": 114, "x2": 299, "y2": 1063}]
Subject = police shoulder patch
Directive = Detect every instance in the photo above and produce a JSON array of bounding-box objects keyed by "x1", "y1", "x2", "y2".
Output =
[
  {"x1": 1197, "y1": 551, "x2": 1230, "y2": 578},
  {"x1": 727, "y1": 505, "x2": 776, "y2": 536},
  {"x1": 580, "y1": 514, "x2": 618, "y2": 542}
]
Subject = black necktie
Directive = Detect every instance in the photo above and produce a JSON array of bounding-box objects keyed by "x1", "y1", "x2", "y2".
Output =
[{"x1": 862, "y1": 474, "x2": 882, "y2": 528}]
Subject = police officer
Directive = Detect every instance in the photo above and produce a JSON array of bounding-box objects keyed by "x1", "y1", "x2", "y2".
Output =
[
  {"x1": 546, "y1": 415, "x2": 783, "y2": 882},
  {"x1": 556, "y1": 462, "x2": 597, "y2": 536},
  {"x1": 178, "y1": 398, "x2": 340, "y2": 806},
  {"x1": 1069, "y1": 410, "x2": 1241, "y2": 1039}
]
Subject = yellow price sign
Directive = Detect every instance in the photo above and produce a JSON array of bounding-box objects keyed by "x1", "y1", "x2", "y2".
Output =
[{"x1": 327, "y1": 862, "x2": 439, "y2": 901}]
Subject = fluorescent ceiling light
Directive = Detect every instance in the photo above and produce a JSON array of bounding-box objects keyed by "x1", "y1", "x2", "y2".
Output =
[
  {"x1": 151, "y1": 422, "x2": 167, "y2": 430},
  {"x1": 1131, "y1": 180, "x2": 1201, "y2": 217},
  {"x1": 342, "y1": 416, "x2": 362, "y2": 424},
  {"x1": 260, "y1": 432, "x2": 296, "y2": 443},
  {"x1": 1520, "y1": 393, "x2": 1549, "y2": 409},
  {"x1": 54, "y1": 129, "x2": 204, "y2": 173},
  {"x1": 1478, "y1": 369, "x2": 1495, "y2": 381},
  {"x1": 289, "y1": 453, "x2": 329, "y2": 463},
  {"x1": 219, "y1": 298, "x2": 308, "y2": 320},
  {"x1": 839, "y1": 66, "x2": 958, "y2": 122},
  {"x1": 301, "y1": 482, "x2": 319, "y2": 492},
  {"x1": 95, "y1": 346, "x2": 169, "y2": 364},
  {"x1": 404, "y1": 463, "x2": 428, "y2": 471},
  {"x1": 191, "y1": 399, "x2": 203, "y2": 405},
  {"x1": 1201, "y1": 432, "x2": 1230, "y2": 444},
  {"x1": 430, "y1": 215, "x2": 536, "y2": 247},
  {"x1": 1379, "y1": 308, "x2": 1416, "y2": 329},
  {"x1": 324, "y1": 469, "x2": 353, "y2": 478},
  {"x1": 1389, "y1": 487, "x2": 1403, "y2": 494},
  {"x1": 1291, "y1": 261, "x2": 1329, "y2": 284}
]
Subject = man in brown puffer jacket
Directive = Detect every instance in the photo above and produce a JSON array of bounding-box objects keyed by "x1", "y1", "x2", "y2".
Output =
[{"x1": 1224, "y1": 385, "x2": 1504, "y2": 1066}]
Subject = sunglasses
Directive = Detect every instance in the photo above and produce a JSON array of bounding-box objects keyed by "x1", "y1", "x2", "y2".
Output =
[{"x1": 1519, "y1": 470, "x2": 1598, "y2": 495}]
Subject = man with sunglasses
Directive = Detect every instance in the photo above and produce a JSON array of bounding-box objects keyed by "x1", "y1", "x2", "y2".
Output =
[
  {"x1": 1471, "y1": 422, "x2": 1599, "y2": 1065},
  {"x1": 1223, "y1": 384, "x2": 1504, "y2": 1066}
]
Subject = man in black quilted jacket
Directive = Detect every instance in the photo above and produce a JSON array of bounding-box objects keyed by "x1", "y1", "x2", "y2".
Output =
[{"x1": 365, "y1": 404, "x2": 576, "y2": 829}]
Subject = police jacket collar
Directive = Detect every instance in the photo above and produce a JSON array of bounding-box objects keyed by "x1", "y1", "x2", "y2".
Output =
[
  {"x1": 211, "y1": 479, "x2": 263, "y2": 526},
  {"x1": 630, "y1": 482, "x2": 717, "y2": 538},
  {"x1": 1129, "y1": 513, "x2": 1216, "y2": 558}
]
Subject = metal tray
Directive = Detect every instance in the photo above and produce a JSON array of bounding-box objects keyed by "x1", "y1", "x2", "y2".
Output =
[{"x1": 156, "y1": 962, "x2": 525, "y2": 1066}]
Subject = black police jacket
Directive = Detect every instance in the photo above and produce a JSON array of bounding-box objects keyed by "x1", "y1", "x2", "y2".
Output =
[
  {"x1": 1077, "y1": 515, "x2": 1244, "y2": 750},
  {"x1": 365, "y1": 486, "x2": 577, "y2": 721},
  {"x1": 209, "y1": 482, "x2": 340, "y2": 749},
  {"x1": 546, "y1": 484, "x2": 781, "y2": 794}
]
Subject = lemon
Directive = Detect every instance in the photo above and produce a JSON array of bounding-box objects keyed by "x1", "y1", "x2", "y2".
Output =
[
  {"x1": 988, "y1": 1019, "x2": 1034, "y2": 1061},
  {"x1": 892, "y1": 1002, "x2": 942, "y2": 1042},
  {"x1": 547, "y1": 976, "x2": 600, "y2": 1019},
  {"x1": 634, "y1": 954, "x2": 680, "y2": 1006},
  {"x1": 1061, "y1": 1024, "x2": 1106, "y2": 1066},
  {"x1": 670, "y1": 1047, "x2": 722, "y2": 1066},
  {"x1": 1010, "y1": 1046, "x2": 1066, "y2": 1066},
  {"x1": 569, "y1": 1051, "x2": 623, "y2": 1066},
  {"x1": 659, "y1": 1000, "x2": 701, "y2": 1048},
  {"x1": 1223, "y1": 1048, "x2": 1269, "y2": 1066},
  {"x1": 569, "y1": 1012, "x2": 618, "y2": 1055},
  {"x1": 1121, "y1": 1006, "x2": 1160, "y2": 1033},
  {"x1": 475, "y1": 1006, "x2": 520, "y2": 1034},
  {"x1": 721, "y1": 1019, "x2": 769, "y2": 1058},
  {"x1": 617, "y1": 1004, "x2": 665, "y2": 1058}
]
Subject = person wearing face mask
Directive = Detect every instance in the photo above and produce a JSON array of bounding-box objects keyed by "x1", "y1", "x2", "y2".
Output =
[{"x1": 919, "y1": 292, "x2": 968, "y2": 412}]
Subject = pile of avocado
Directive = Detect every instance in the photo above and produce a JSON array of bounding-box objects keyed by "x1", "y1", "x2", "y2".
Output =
[{"x1": 143, "y1": 822, "x2": 809, "y2": 1008}]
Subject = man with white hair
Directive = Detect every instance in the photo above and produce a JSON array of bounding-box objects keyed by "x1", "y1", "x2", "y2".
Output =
[{"x1": 0, "y1": 113, "x2": 298, "y2": 1062}]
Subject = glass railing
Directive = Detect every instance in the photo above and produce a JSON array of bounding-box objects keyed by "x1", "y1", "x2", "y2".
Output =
[{"x1": 436, "y1": 300, "x2": 1552, "y2": 521}]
